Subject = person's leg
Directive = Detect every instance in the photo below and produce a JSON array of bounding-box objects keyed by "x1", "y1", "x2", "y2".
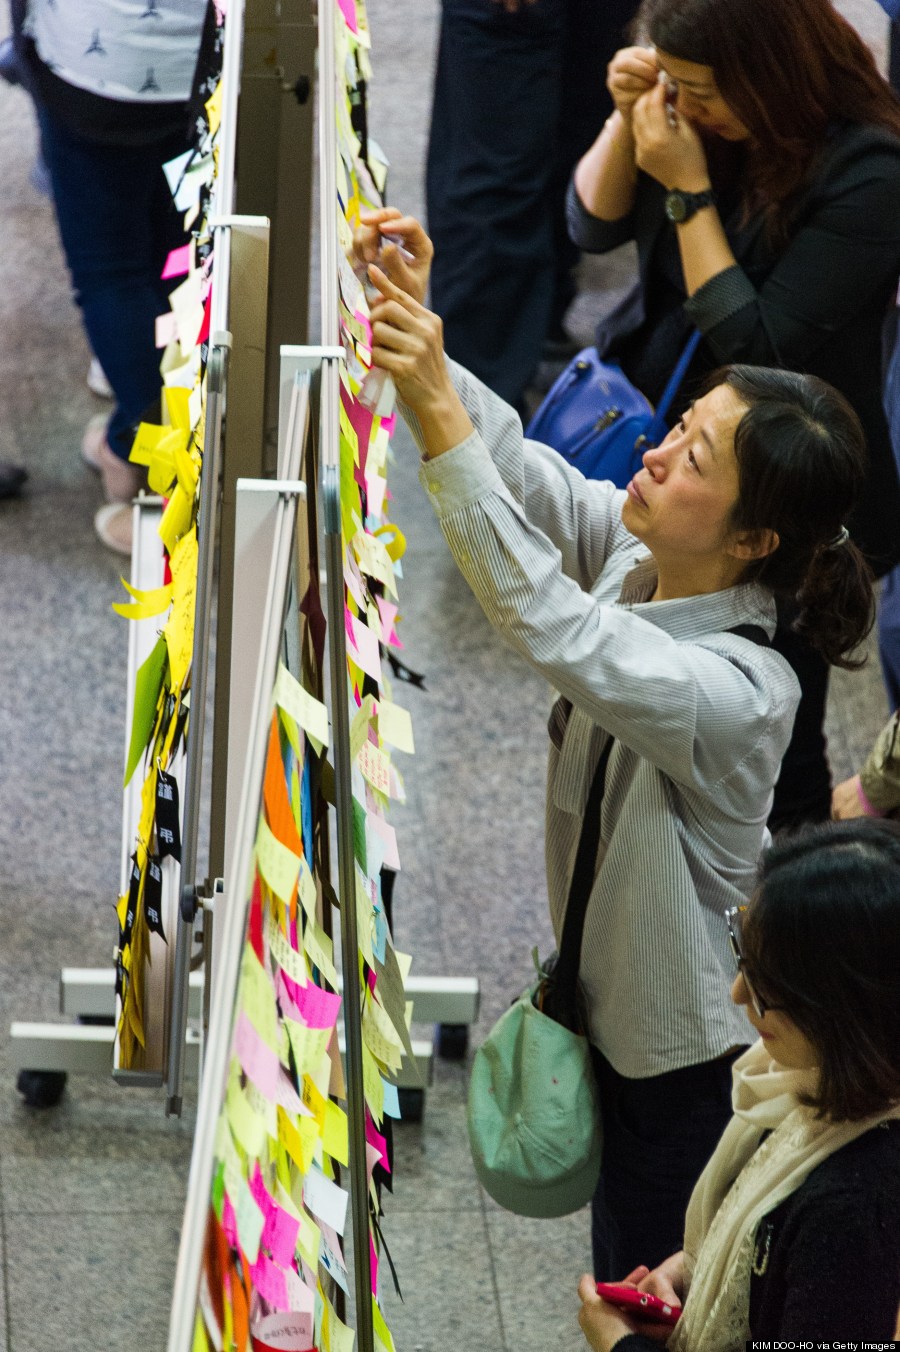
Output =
[
  {"x1": 547, "y1": 0, "x2": 640, "y2": 343},
  {"x1": 590, "y1": 1050, "x2": 739, "y2": 1278},
  {"x1": 426, "y1": 0, "x2": 566, "y2": 412},
  {"x1": 769, "y1": 621, "x2": 832, "y2": 832},
  {"x1": 36, "y1": 108, "x2": 189, "y2": 462}
]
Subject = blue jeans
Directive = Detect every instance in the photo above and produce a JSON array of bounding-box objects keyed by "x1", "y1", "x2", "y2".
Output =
[
  {"x1": 590, "y1": 1047, "x2": 740, "y2": 1279},
  {"x1": 37, "y1": 108, "x2": 190, "y2": 461}
]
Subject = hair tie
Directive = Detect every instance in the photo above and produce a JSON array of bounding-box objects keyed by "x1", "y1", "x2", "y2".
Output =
[{"x1": 828, "y1": 525, "x2": 850, "y2": 549}]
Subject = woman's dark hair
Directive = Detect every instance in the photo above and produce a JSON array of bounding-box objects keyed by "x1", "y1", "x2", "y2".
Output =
[
  {"x1": 741, "y1": 819, "x2": 900, "y2": 1121},
  {"x1": 636, "y1": 0, "x2": 900, "y2": 241},
  {"x1": 701, "y1": 364, "x2": 875, "y2": 668}
]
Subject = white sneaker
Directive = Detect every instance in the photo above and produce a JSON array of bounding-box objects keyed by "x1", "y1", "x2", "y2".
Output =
[
  {"x1": 87, "y1": 357, "x2": 114, "y2": 400},
  {"x1": 94, "y1": 503, "x2": 133, "y2": 555},
  {"x1": 81, "y1": 412, "x2": 108, "y2": 471}
]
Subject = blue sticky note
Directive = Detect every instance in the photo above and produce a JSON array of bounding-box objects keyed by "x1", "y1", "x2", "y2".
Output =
[{"x1": 381, "y1": 1079, "x2": 401, "y2": 1119}]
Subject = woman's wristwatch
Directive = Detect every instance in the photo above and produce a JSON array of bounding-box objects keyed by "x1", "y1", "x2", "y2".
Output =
[{"x1": 664, "y1": 187, "x2": 716, "y2": 223}]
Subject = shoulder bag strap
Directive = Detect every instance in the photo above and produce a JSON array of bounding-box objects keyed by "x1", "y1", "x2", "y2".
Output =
[
  {"x1": 645, "y1": 329, "x2": 704, "y2": 445},
  {"x1": 552, "y1": 734, "x2": 615, "y2": 1024}
]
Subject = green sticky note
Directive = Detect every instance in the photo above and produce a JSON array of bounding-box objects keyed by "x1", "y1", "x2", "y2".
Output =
[
  {"x1": 211, "y1": 1161, "x2": 225, "y2": 1220},
  {"x1": 124, "y1": 634, "x2": 168, "y2": 786},
  {"x1": 351, "y1": 796, "x2": 367, "y2": 872}
]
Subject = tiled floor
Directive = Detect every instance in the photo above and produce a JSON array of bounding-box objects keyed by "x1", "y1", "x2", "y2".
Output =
[{"x1": 0, "y1": 0, "x2": 894, "y2": 1349}]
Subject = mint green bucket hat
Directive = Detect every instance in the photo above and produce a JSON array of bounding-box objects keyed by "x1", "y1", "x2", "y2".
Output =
[{"x1": 467, "y1": 985, "x2": 603, "y2": 1218}]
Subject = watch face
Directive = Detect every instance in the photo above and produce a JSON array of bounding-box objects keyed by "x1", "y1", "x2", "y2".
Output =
[{"x1": 665, "y1": 192, "x2": 688, "y2": 223}]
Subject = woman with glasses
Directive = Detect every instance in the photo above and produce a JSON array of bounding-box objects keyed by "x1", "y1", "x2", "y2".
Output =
[
  {"x1": 577, "y1": 819, "x2": 900, "y2": 1350},
  {"x1": 355, "y1": 212, "x2": 875, "y2": 1278}
]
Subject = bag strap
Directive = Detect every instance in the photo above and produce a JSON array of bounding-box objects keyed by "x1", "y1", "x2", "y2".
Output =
[
  {"x1": 552, "y1": 735, "x2": 615, "y2": 1023},
  {"x1": 549, "y1": 622, "x2": 769, "y2": 1021},
  {"x1": 645, "y1": 329, "x2": 703, "y2": 445}
]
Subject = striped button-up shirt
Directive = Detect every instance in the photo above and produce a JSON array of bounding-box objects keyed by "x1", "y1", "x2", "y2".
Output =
[{"x1": 407, "y1": 362, "x2": 801, "y2": 1077}]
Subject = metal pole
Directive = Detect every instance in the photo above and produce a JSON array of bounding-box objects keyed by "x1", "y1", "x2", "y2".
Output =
[
  {"x1": 318, "y1": 1, "x2": 375, "y2": 1344},
  {"x1": 165, "y1": 0, "x2": 245, "y2": 1114}
]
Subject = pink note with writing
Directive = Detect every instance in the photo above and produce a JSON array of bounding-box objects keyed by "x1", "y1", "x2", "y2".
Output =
[
  {"x1": 162, "y1": 243, "x2": 192, "y2": 280},
  {"x1": 249, "y1": 1253, "x2": 290, "y2": 1311}
]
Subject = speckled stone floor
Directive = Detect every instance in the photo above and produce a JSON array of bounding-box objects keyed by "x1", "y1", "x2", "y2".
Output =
[{"x1": 0, "y1": 1, "x2": 894, "y2": 1349}]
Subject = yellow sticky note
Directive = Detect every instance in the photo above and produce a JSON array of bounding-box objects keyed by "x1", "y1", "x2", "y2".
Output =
[
  {"x1": 163, "y1": 525, "x2": 198, "y2": 689},
  {"x1": 226, "y1": 1072, "x2": 266, "y2": 1157},
  {"x1": 239, "y1": 944, "x2": 281, "y2": 1052},
  {"x1": 376, "y1": 700, "x2": 414, "y2": 754},
  {"x1": 158, "y1": 482, "x2": 194, "y2": 556},
  {"x1": 273, "y1": 663, "x2": 330, "y2": 751},
  {"x1": 256, "y1": 815, "x2": 301, "y2": 905},
  {"x1": 284, "y1": 1019, "x2": 331, "y2": 1081},
  {"x1": 164, "y1": 384, "x2": 192, "y2": 433},
  {"x1": 361, "y1": 1042, "x2": 385, "y2": 1125},
  {"x1": 303, "y1": 919, "x2": 339, "y2": 989},
  {"x1": 372, "y1": 1300, "x2": 396, "y2": 1352},
  {"x1": 349, "y1": 693, "x2": 376, "y2": 761},
  {"x1": 266, "y1": 911, "x2": 309, "y2": 988},
  {"x1": 205, "y1": 81, "x2": 222, "y2": 136},
  {"x1": 322, "y1": 1100, "x2": 349, "y2": 1166},
  {"x1": 301, "y1": 1073, "x2": 328, "y2": 1131}
]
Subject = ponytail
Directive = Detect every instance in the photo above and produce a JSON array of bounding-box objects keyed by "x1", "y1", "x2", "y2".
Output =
[
  {"x1": 793, "y1": 534, "x2": 875, "y2": 669},
  {"x1": 701, "y1": 365, "x2": 876, "y2": 667}
]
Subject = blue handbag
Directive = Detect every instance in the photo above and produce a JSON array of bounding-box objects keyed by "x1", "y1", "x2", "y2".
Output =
[{"x1": 525, "y1": 330, "x2": 702, "y2": 486}]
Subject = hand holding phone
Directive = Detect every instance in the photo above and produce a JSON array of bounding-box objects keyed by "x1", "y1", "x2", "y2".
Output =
[{"x1": 595, "y1": 1281, "x2": 682, "y2": 1326}]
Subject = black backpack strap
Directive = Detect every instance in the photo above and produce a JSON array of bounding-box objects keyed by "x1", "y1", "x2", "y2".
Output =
[
  {"x1": 549, "y1": 622, "x2": 770, "y2": 1024},
  {"x1": 552, "y1": 735, "x2": 615, "y2": 1025},
  {"x1": 728, "y1": 623, "x2": 771, "y2": 647}
]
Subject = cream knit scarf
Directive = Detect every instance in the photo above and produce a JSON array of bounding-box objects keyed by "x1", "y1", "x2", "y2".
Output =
[{"x1": 667, "y1": 1040, "x2": 900, "y2": 1352}]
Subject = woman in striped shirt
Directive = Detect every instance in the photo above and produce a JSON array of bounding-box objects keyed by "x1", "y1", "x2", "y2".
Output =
[{"x1": 355, "y1": 212, "x2": 875, "y2": 1278}]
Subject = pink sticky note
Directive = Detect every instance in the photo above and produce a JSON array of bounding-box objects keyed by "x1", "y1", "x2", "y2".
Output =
[
  {"x1": 264, "y1": 1202, "x2": 301, "y2": 1269},
  {"x1": 162, "y1": 243, "x2": 193, "y2": 280},
  {"x1": 375, "y1": 597, "x2": 398, "y2": 645},
  {"x1": 337, "y1": 0, "x2": 359, "y2": 33},
  {"x1": 365, "y1": 1115, "x2": 391, "y2": 1174},
  {"x1": 249, "y1": 1253, "x2": 290, "y2": 1311},
  {"x1": 233, "y1": 1011, "x2": 304, "y2": 1113},
  {"x1": 222, "y1": 1190, "x2": 239, "y2": 1249},
  {"x1": 370, "y1": 1232, "x2": 379, "y2": 1297},
  {"x1": 367, "y1": 814, "x2": 400, "y2": 871},
  {"x1": 380, "y1": 413, "x2": 396, "y2": 436},
  {"x1": 292, "y1": 980, "x2": 341, "y2": 1031},
  {"x1": 345, "y1": 610, "x2": 382, "y2": 682}
]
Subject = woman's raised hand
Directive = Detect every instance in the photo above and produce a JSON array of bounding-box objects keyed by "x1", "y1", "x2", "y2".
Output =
[
  {"x1": 367, "y1": 264, "x2": 474, "y2": 456},
  {"x1": 607, "y1": 45, "x2": 660, "y2": 123},
  {"x1": 632, "y1": 82, "x2": 712, "y2": 192},
  {"x1": 353, "y1": 207, "x2": 433, "y2": 305}
]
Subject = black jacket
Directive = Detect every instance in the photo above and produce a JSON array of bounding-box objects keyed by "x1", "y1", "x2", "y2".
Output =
[
  {"x1": 568, "y1": 123, "x2": 900, "y2": 574},
  {"x1": 613, "y1": 1119, "x2": 900, "y2": 1349}
]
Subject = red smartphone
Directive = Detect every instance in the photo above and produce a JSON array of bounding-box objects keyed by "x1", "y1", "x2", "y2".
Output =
[{"x1": 595, "y1": 1282, "x2": 682, "y2": 1326}]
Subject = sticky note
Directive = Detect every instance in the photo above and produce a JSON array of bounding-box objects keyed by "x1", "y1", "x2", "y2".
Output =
[
  {"x1": 274, "y1": 663, "x2": 330, "y2": 751},
  {"x1": 303, "y1": 1166, "x2": 349, "y2": 1236},
  {"x1": 256, "y1": 815, "x2": 301, "y2": 907},
  {"x1": 376, "y1": 700, "x2": 414, "y2": 754},
  {"x1": 345, "y1": 610, "x2": 382, "y2": 682},
  {"x1": 162, "y1": 243, "x2": 193, "y2": 280}
]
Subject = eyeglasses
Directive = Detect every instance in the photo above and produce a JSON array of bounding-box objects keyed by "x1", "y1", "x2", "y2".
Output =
[{"x1": 725, "y1": 905, "x2": 783, "y2": 1020}]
